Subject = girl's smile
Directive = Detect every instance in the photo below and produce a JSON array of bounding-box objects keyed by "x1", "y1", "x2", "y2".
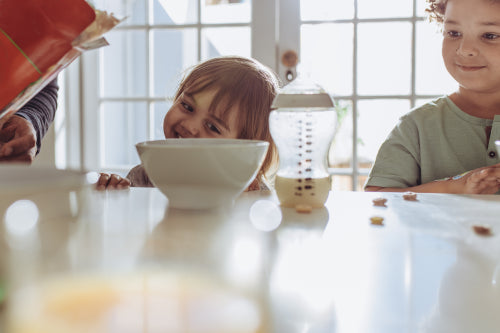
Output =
[{"x1": 163, "y1": 90, "x2": 240, "y2": 140}]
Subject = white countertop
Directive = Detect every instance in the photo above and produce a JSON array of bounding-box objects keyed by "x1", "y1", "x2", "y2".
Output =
[{"x1": 1, "y1": 187, "x2": 499, "y2": 332}]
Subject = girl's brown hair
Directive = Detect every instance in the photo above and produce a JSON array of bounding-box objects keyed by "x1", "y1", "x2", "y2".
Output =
[{"x1": 174, "y1": 56, "x2": 281, "y2": 182}]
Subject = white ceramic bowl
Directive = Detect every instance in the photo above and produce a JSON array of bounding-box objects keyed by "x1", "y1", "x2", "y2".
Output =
[{"x1": 136, "y1": 139, "x2": 269, "y2": 210}]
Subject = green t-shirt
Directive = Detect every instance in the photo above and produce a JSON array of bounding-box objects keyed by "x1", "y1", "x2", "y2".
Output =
[{"x1": 365, "y1": 96, "x2": 500, "y2": 188}]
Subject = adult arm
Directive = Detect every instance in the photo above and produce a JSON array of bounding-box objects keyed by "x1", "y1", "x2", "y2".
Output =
[{"x1": 0, "y1": 78, "x2": 59, "y2": 162}]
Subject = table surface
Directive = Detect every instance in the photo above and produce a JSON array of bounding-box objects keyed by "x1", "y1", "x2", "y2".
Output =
[{"x1": 2, "y1": 187, "x2": 500, "y2": 333}]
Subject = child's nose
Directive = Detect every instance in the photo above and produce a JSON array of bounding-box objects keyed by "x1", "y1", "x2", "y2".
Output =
[
  {"x1": 180, "y1": 119, "x2": 200, "y2": 137},
  {"x1": 456, "y1": 37, "x2": 478, "y2": 57}
]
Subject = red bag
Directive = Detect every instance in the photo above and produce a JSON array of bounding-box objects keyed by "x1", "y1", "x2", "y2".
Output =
[{"x1": 0, "y1": 0, "x2": 96, "y2": 110}]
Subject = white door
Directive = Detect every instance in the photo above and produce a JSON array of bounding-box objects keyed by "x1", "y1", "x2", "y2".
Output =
[{"x1": 61, "y1": 0, "x2": 455, "y2": 190}]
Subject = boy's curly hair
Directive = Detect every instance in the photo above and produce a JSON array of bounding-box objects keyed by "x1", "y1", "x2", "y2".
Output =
[
  {"x1": 426, "y1": 0, "x2": 500, "y2": 23},
  {"x1": 425, "y1": 0, "x2": 447, "y2": 23}
]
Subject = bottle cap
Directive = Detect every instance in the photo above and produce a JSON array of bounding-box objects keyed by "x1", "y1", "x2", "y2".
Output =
[{"x1": 271, "y1": 76, "x2": 335, "y2": 109}]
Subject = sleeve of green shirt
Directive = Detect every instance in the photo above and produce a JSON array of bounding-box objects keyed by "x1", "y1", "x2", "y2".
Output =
[
  {"x1": 365, "y1": 114, "x2": 422, "y2": 188},
  {"x1": 365, "y1": 96, "x2": 495, "y2": 189}
]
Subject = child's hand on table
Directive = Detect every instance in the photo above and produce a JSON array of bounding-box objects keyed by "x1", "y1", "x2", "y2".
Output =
[
  {"x1": 456, "y1": 164, "x2": 500, "y2": 194},
  {"x1": 96, "y1": 173, "x2": 131, "y2": 190}
]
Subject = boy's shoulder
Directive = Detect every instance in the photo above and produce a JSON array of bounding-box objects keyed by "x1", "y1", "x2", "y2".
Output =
[
  {"x1": 403, "y1": 95, "x2": 452, "y2": 122},
  {"x1": 410, "y1": 95, "x2": 449, "y2": 113}
]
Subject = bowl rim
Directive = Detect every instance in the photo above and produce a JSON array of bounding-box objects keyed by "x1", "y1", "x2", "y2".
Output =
[{"x1": 136, "y1": 138, "x2": 270, "y2": 149}]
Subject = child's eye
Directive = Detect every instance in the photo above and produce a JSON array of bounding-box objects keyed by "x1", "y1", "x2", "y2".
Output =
[
  {"x1": 483, "y1": 33, "x2": 500, "y2": 40},
  {"x1": 181, "y1": 102, "x2": 194, "y2": 112},
  {"x1": 445, "y1": 30, "x2": 461, "y2": 38},
  {"x1": 206, "y1": 122, "x2": 222, "y2": 134}
]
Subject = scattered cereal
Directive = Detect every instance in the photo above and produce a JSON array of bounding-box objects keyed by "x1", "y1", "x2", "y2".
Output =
[
  {"x1": 295, "y1": 204, "x2": 313, "y2": 214},
  {"x1": 370, "y1": 216, "x2": 384, "y2": 226},
  {"x1": 403, "y1": 191, "x2": 417, "y2": 201},
  {"x1": 372, "y1": 197, "x2": 387, "y2": 207},
  {"x1": 472, "y1": 224, "x2": 492, "y2": 236}
]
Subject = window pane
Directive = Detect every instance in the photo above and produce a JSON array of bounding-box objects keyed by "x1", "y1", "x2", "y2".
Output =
[
  {"x1": 416, "y1": 22, "x2": 456, "y2": 95},
  {"x1": 358, "y1": 22, "x2": 412, "y2": 95},
  {"x1": 202, "y1": 0, "x2": 251, "y2": 24},
  {"x1": 300, "y1": 0, "x2": 354, "y2": 20},
  {"x1": 358, "y1": 0, "x2": 413, "y2": 18},
  {"x1": 416, "y1": 98, "x2": 435, "y2": 107},
  {"x1": 357, "y1": 99, "x2": 410, "y2": 167},
  {"x1": 101, "y1": 102, "x2": 148, "y2": 167},
  {"x1": 331, "y1": 175, "x2": 353, "y2": 191},
  {"x1": 152, "y1": 29, "x2": 198, "y2": 98},
  {"x1": 152, "y1": 101, "x2": 172, "y2": 140},
  {"x1": 329, "y1": 100, "x2": 353, "y2": 168},
  {"x1": 100, "y1": 30, "x2": 147, "y2": 97},
  {"x1": 201, "y1": 27, "x2": 251, "y2": 59},
  {"x1": 356, "y1": 175, "x2": 368, "y2": 191},
  {"x1": 95, "y1": 0, "x2": 146, "y2": 25},
  {"x1": 301, "y1": 23, "x2": 353, "y2": 96},
  {"x1": 416, "y1": 1, "x2": 427, "y2": 17},
  {"x1": 153, "y1": 0, "x2": 198, "y2": 25}
]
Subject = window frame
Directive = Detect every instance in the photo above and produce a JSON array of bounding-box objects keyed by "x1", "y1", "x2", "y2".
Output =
[{"x1": 60, "y1": 0, "x2": 445, "y2": 191}]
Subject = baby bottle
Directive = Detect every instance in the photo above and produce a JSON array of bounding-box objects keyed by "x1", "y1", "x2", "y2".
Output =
[{"x1": 269, "y1": 76, "x2": 337, "y2": 210}]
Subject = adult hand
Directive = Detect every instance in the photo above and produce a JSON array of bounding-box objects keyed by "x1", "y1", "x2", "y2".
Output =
[
  {"x1": 96, "y1": 173, "x2": 131, "y2": 190},
  {"x1": 0, "y1": 115, "x2": 37, "y2": 163}
]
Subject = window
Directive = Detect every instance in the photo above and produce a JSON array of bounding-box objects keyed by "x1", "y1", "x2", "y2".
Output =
[
  {"x1": 296, "y1": 0, "x2": 456, "y2": 190},
  {"x1": 60, "y1": 0, "x2": 456, "y2": 190}
]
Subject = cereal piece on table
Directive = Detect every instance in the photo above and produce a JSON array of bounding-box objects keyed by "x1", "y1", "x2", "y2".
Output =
[
  {"x1": 472, "y1": 224, "x2": 492, "y2": 236},
  {"x1": 370, "y1": 216, "x2": 384, "y2": 226},
  {"x1": 372, "y1": 197, "x2": 387, "y2": 207},
  {"x1": 403, "y1": 191, "x2": 417, "y2": 201},
  {"x1": 295, "y1": 204, "x2": 313, "y2": 214}
]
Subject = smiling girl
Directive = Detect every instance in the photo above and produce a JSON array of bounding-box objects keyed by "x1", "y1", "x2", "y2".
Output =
[
  {"x1": 365, "y1": 0, "x2": 500, "y2": 194},
  {"x1": 97, "y1": 56, "x2": 280, "y2": 191}
]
